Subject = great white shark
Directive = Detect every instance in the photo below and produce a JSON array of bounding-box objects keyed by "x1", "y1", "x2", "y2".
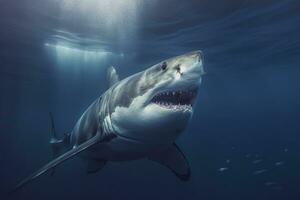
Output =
[{"x1": 13, "y1": 50, "x2": 205, "y2": 191}]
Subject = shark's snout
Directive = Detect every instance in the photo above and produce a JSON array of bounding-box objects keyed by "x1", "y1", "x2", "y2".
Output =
[
  {"x1": 183, "y1": 50, "x2": 203, "y2": 63},
  {"x1": 178, "y1": 50, "x2": 204, "y2": 82}
]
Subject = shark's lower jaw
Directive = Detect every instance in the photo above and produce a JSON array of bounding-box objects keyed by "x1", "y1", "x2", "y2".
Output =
[{"x1": 150, "y1": 89, "x2": 197, "y2": 111}]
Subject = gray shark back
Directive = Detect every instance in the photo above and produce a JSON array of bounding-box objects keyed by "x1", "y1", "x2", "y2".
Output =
[{"x1": 70, "y1": 98, "x2": 102, "y2": 147}]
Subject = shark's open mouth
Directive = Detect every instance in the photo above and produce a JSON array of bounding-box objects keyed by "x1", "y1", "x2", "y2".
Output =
[{"x1": 150, "y1": 89, "x2": 197, "y2": 110}]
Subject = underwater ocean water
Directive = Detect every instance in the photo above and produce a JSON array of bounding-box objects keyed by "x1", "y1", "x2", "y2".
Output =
[{"x1": 1, "y1": 0, "x2": 300, "y2": 199}]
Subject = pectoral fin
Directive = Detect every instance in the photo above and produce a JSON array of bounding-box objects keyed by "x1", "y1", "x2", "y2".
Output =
[
  {"x1": 12, "y1": 133, "x2": 103, "y2": 192},
  {"x1": 148, "y1": 143, "x2": 190, "y2": 181}
]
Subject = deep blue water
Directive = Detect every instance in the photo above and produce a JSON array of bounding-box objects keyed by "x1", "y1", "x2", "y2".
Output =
[{"x1": 1, "y1": 0, "x2": 300, "y2": 199}]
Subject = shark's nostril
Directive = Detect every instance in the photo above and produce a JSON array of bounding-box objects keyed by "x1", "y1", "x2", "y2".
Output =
[{"x1": 175, "y1": 64, "x2": 182, "y2": 75}]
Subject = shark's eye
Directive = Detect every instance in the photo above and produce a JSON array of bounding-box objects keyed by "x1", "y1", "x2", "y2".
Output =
[{"x1": 161, "y1": 62, "x2": 167, "y2": 71}]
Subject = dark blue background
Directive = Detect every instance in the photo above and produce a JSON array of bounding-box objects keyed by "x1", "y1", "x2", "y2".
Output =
[{"x1": 1, "y1": 0, "x2": 300, "y2": 199}]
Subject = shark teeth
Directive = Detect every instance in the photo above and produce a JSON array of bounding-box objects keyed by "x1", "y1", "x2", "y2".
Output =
[{"x1": 151, "y1": 89, "x2": 197, "y2": 110}]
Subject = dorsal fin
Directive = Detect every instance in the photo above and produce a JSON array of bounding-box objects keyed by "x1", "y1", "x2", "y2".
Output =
[{"x1": 107, "y1": 66, "x2": 119, "y2": 87}]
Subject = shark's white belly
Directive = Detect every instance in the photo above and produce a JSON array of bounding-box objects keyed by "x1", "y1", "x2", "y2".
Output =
[{"x1": 84, "y1": 135, "x2": 164, "y2": 161}]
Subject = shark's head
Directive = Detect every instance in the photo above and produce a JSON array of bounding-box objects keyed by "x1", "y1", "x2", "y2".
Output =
[{"x1": 107, "y1": 51, "x2": 204, "y2": 145}]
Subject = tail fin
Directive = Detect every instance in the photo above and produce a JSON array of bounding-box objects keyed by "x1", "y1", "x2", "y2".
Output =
[{"x1": 49, "y1": 112, "x2": 70, "y2": 175}]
